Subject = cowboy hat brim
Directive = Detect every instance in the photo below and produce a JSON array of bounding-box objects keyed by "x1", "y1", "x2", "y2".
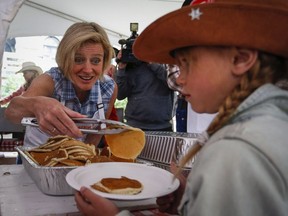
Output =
[{"x1": 133, "y1": 1, "x2": 288, "y2": 65}]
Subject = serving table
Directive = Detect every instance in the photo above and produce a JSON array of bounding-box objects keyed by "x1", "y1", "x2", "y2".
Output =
[{"x1": 0, "y1": 165, "x2": 170, "y2": 216}]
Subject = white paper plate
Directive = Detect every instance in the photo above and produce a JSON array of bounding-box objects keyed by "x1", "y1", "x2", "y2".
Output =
[{"x1": 66, "y1": 162, "x2": 179, "y2": 200}]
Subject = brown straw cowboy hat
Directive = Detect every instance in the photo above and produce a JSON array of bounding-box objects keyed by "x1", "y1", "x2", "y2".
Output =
[{"x1": 133, "y1": 0, "x2": 288, "y2": 65}]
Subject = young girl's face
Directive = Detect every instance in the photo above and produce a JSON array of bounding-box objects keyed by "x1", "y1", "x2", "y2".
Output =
[{"x1": 175, "y1": 47, "x2": 241, "y2": 113}]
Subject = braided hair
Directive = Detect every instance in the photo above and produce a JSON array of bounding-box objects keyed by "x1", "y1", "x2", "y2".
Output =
[{"x1": 176, "y1": 50, "x2": 288, "y2": 176}]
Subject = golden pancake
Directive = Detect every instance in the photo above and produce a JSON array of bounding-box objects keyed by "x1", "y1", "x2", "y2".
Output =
[
  {"x1": 104, "y1": 128, "x2": 145, "y2": 160},
  {"x1": 91, "y1": 176, "x2": 143, "y2": 195},
  {"x1": 110, "y1": 154, "x2": 135, "y2": 163},
  {"x1": 87, "y1": 155, "x2": 114, "y2": 163}
]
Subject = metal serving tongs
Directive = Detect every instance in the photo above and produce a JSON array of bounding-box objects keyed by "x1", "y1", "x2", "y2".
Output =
[{"x1": 21, "y1": 117, "x2": 132, "y2": 135}]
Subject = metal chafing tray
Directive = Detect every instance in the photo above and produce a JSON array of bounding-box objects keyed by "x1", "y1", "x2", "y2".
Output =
[
  {"x1": 138, "y1": 131, "x2": 199, "y2": 176},
  {"x1": 16, "y1": 146, "x2": 77, "y2": 196},
  {"x1": 16, "y1": 131, "x2": 198, "y2": 196}
]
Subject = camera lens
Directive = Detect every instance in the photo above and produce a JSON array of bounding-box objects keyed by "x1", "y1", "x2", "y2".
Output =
[{"x1": 118, "y1": 39, "x2": 127, "y2": 45}]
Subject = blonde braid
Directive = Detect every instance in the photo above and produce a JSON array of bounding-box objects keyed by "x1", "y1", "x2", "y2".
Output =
[{"x1": 175, "y1": 51, "x2": 286, "y2": 177}]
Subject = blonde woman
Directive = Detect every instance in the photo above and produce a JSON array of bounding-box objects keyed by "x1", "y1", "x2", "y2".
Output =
[{"x1": 5, "y1": 22, "x2": 117, "y2": 148}]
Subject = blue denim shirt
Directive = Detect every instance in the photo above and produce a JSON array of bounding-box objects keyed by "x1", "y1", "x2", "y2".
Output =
[
  {"x1": 48, "y1": 67, "x2": 114, "y2": 117},
  {"x1": 179, "y1": 84, "x2": 288, "y2": 216}
]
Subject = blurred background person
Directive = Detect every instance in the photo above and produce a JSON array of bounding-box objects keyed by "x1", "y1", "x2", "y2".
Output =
[
  {"x1": 166, "y1": 64, "x2": 188, "y2": 132},
  {"x1": 104, "y1": 63, "x2": 117, "y2": 80},
  {"x1": 0, "y1": 61, "x2": 42, "y2": 106},
  {"x1": 116, "y1": 50, "x2": 174, "y2": 131},
  {"x1": 104, "y1": 64, "x2": 118, "y2": 121}
]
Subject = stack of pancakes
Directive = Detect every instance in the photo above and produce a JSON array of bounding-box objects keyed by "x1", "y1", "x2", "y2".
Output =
[
  {"x1": 25, "y1": 135, "x2": 113, "y2": 167},
  {"x1": 26, "y1": 127, "x2": 146, "y2": 167}
]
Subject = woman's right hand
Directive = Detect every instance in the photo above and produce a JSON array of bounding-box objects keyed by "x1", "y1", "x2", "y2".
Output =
[
  {"x1": 5, "y1": 74, "x2": 85, "y2": 139},
  {"x1": 32, "y1": 96, "x2": 85, "y2": 138}
]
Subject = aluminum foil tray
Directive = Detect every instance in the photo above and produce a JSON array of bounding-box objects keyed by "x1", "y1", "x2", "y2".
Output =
[
  {"x1": 16, "y1": 146, "x2": 76, "y2": 196},
  {"x1": 15, "y1": 132, "x2": 199, "y2": 195},
  {"x1": 138, "y1": 131, "x2": 199, "y2": 175}
]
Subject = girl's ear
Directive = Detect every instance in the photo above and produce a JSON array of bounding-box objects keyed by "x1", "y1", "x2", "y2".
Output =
[{"x1": 232, "y1": 48, "x2": 258, "y2": 76}]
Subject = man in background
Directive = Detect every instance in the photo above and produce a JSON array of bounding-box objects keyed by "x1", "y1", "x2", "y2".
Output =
[{"x1": 116, "y1": 50, "x2": 174, "y2": 131}]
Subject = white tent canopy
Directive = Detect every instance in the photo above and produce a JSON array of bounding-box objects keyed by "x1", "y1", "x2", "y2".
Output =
[
  {"x1": 8, "y1": 0, "x2": 183, "y2": 47},
  {"x1": 0, "y1": 0, "x2": 183, "y2": 88},
  {"x1": 0, "y1": 0, "x2": 24, "y2": 70}
]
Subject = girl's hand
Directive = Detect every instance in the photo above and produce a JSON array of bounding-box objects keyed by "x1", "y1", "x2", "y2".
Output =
[
  {"x1": 156, "y1": 162, "x2": 187, "y2": 214},
  {"x1": 75, "y1": 186, "x2": 119, "y2": 216}
]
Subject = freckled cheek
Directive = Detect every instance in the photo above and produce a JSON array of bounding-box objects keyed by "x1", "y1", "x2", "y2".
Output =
[
  {"x1": 185, "y1": 75, "x2": 200, "y2": 89},
  {"x1": 186, "y1": 76, "x2": 211, "y2": 100},
  {"x1": 72, "y1": 65, "x2": 82, "y2": 74}
]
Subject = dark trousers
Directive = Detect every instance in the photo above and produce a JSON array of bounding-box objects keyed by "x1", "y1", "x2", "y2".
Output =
[{"x1": 176, "y1": 98, "x2": 187, "y2": 132}]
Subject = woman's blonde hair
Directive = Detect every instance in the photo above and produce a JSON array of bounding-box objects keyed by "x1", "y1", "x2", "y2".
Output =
[
  {"x1": 56, "y1": 22, "x2": 114, "y2": 80},
  {"x1": 176, "y1": 50, "x2": 288, "y2": 176}
]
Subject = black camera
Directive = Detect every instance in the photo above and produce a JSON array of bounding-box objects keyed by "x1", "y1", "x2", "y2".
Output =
[{"x1": 117, "y1": 23, "x2": 140, "y2": 64}]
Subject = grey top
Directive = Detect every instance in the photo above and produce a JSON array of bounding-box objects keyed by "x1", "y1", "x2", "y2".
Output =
[{"x1": 179, "y1": 84, "x2": 288, "y2": 216}]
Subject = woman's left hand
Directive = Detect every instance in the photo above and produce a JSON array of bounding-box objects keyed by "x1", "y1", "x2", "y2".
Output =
[{"x1": 75, "y1": 186, "x2": 119, "y2": 216}]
